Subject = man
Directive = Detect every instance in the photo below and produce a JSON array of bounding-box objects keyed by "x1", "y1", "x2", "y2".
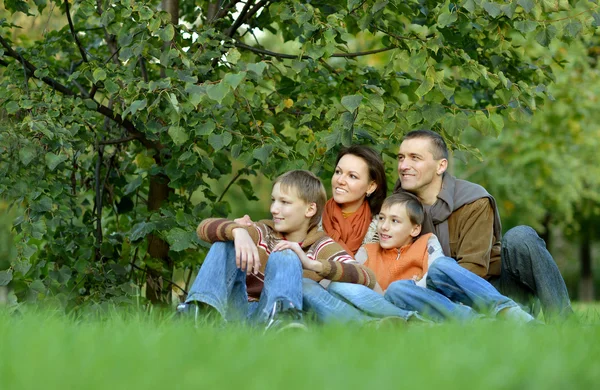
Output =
[{"x1": 393, "y1": 129, "x2": 574, "y2": 321}]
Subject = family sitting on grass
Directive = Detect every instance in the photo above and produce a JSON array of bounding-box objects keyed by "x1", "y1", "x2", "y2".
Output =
[{"x1": 177, "y1": 130, "x2": 575, "y2": 330}]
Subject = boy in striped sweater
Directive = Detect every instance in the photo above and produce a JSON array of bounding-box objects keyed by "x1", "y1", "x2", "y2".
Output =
[{"x1": 180, "y1": 170, "x2": 376, "y2": 329}]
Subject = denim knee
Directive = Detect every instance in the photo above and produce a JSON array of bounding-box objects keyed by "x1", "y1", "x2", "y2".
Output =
[
  {"x1": 503, "y1": 225, "x2": 540, "y2": 250},
  {"x1": 265, "y1": 249, "x2": 300, "y2": 273},
  {"x1": 386, "y1": 279, "x2": 417, "y2": 295},
  {"x1": 302, "y1": 278, "x2": 323, "y2": 294},
  {"x1": 428, "y1": 256, "x2": 456, "y2": 279},
  {"x1": 328, "y1": 281, "x2": 370, "y2": 296}
]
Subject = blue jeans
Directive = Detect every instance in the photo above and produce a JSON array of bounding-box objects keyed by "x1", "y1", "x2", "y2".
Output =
[
  {"x1": 492, "y1": 226, "x2": 574, "y2": 321},
  {"x1": 386, "y1": 257, "x2": 523, "y2": 321},
  {"x1": 385, "y1": 279, "x2": 477, "y2": 322},
  {"x1": 186, "y1": 241, "x2": 303, "y2": 325},
  {"x1": 302, "y1": 278, "x2": 417, "y2": 324}
]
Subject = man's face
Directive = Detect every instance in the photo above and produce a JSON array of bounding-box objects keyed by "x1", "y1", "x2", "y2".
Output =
[
  {"x1": 270, "y1": 183, "x2": 312, "y2": 236},
  {"x1": 397, "y1": 138, "x2": 445, "y2": 196}
]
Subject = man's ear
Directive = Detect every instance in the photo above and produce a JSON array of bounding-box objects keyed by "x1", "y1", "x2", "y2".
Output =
[
  {"x1": 411, "y1": 224, "x2": 422, "y2": 238},
  {"x1": 305, "y1": 202, "x2": 317, "y2": 218},
  {"x1": 436, "y1": 158, "x2": 448, "y2": 176}
]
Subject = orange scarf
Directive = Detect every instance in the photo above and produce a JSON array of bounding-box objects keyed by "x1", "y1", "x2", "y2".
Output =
[{"x1": 322, "y1": 198, "x2": 371, "y2": 256}]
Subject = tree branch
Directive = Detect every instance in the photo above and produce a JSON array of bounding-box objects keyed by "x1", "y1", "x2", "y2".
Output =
[
  {"x1": 217, "y1": 170, "x2": 243, "y2": 202},
  {"x1": 99, "y1": 136, "x2": 138, "y2": 145},
  {"x1": 226, "y1": 0, "x2": 254, "y2": 37},
  {"x1": 64, "y1": 0, "x2": 89, "y2": 63},
  {"x1": 0, "y1": 34, "x2": 162, "y2": 152},
  {"x1": 234, "y1": 41, "x2": 396, "y2": 59}
]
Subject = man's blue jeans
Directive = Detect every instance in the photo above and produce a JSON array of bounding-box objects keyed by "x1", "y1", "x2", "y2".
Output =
[
  {"x1": 186, "y1": 241, "x2": 303, "y2": 324},
  {"x1": 385, "y1": 257, "x2": 524, "y2": 321},
  {"x1": 302, "y1": 278, "x2": 417, "y2": 324},
  {"x1": 493, "y1": 226, "x2": 574, "y2": 321}
]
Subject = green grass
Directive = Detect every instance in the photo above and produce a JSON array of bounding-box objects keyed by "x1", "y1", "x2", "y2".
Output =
[{"x1": 0, "y1": 305, "x2": 599, "y2": 390}]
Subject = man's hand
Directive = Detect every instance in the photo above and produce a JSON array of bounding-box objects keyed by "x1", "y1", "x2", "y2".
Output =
[
  {"x1": 233, "y1": 214, "x2": 254, "y2": 226},
  {"x1": 272, "y1": 241, "x2": 323, "y2": 273},
  {"x1": 232, "y1": 228, "x2": 261, "y2": 274}
]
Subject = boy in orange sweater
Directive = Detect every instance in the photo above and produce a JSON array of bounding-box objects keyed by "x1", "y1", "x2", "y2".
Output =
[
  {"x1": 304, "y1": 192, "x2": 534, "y2": 323},
  {"x1": 178, "y1": 170, "x2": 376, "y2": 329}
]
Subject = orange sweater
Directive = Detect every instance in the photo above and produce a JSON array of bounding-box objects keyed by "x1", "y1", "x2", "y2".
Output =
[{"x1": 363, "y1": 233, "x2": 432, "y2": 290}]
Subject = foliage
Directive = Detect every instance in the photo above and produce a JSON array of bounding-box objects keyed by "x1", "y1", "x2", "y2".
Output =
[
  {"x1": 0, "y1": 0, "x2": 598, "y2": 307},
  {"x1": 454, "y1": 35, "x2": 600, "y2": 235}
]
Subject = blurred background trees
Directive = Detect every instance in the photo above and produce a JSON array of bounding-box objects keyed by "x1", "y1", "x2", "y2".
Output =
[{"x1": 0, "y1": 0, "x2": 599, "y2": 309}]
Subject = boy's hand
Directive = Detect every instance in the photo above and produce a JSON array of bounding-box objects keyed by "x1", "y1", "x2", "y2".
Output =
[
  {"x1": 232, "y1": 228, "x2": 261, "y2": 275},
  {"x1": 234, "y1": 214, "x2": 254, "y2": 226},
  {"x1": 272, "y1": 241, "x2": 323, "y2": 273}
]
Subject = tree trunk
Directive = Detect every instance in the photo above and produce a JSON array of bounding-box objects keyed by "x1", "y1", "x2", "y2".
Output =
[
  {"x1": 578, "y1": 221, "x2": 595, "y2": 301},
  {"x1": 144, "y1": 0, "x2": 179, "y2": 305},
  {"x1": 145, "y1": 173, "x2": 173, "y2": 304}
]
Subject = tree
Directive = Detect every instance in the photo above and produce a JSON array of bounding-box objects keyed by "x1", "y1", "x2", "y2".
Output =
[
  {"x1": 0, "y1": 0, "x2": 597, "y2": 307},
  {"x1": 454, "y1": 35, "x2": 600, "y2": 300}
]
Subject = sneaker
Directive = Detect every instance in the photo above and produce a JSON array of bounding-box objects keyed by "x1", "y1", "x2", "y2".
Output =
[
  {"x1": 176, "y1": 301, "x2": 222, "y2": 327},
  {"x1": 264, "y1": 300, "x2": 308, "y2": 333}
]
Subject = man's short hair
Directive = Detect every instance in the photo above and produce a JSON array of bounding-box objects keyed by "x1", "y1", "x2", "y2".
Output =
[
  {"x1": 273, "y1": 170, "x2": 327, "y2": 229},
  {"x1": 403, "y1": 129, "x2": 449, "y2": 160},
  {"x1": 381, "y1": 192, "x2": 424, "y2": 226}
]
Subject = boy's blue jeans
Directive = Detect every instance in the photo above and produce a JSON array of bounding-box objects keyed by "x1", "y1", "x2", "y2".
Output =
[
  {"x1": 302, "y1": 278, "x2": 417, "y2": 324},
  {"x1": 385, "y1": 257, "x2": 522, "y2": 321},
  {"x1": 186, "y1": 241, "x2": 303, "y2": 324}
]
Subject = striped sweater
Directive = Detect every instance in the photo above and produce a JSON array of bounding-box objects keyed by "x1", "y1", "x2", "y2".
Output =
[{"x1": 197, "y1": 218, "x2": 377, "y2": 300}]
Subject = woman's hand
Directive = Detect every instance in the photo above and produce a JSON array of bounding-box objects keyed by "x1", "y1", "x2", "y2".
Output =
[
  {"x1": 272, "y1": 241, "x2": 323, "y2": 273},
  {"x1": 232, "y1": 228, "x2": 261, "y2": 274}
]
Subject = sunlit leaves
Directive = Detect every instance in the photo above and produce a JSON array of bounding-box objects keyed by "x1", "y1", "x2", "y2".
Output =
[{"x1": 341, "y1": 94, "x2": 363, "y2": 112}]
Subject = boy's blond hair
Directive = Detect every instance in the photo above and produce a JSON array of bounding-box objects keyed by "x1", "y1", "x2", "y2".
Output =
[
  {"x1": 381, "y1": 192, "x2": 424, "y2": 226},
  {"x1": 273, "y1": 170, "x2": 327, "y2": 229}
]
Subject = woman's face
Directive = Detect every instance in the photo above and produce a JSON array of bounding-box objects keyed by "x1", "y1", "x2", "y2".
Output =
[{"x1": 331, "y1": 154, "x2": 376, "y2": 213}]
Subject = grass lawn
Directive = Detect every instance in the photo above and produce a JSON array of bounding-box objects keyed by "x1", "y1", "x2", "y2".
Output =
[{"x1": 0, "y1": 304, "x2": 598, "y2": 390}]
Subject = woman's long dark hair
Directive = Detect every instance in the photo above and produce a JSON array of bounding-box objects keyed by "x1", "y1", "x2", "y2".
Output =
[{"x1": 335, "y1": 145, "x2": 387, "y2": 214}]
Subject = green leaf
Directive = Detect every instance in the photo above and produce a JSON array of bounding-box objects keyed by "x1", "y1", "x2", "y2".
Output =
[
  {"x1": 93, "y1": 68, "x2": 107, "y2": 82},
  {"x1": 438, "y1": 11, "x2": 457, "y2": 27},
  {"x1": 223, "y1": 72, "x2": 246, "y2": 90},
  {"x1": 104, "y1": 79, "x2": 119, "y2": 94},
  {"x1": 517, "y1": 0, "x2": 535, "y2": 13},
  {"x1": 159, "y1": 24, "x2": 175, "y2": 41},
  {"x1": 168, "y1": 125, "x2": 189, "y2": 146},
  {"x1": 206, "y1": 82, "x2": 229, "y2": 103},
  {"x1": 592, "y1": 12, "x2": 600, "y2": 28},
  {"x1": 490, "y1": 113, "x2": 504, "y2": 135},
  {"x1": 535, "y1": 25, "x2": 557, "y2": 47},
  {"x1": 564, "y1": 20, "x2": 582, "y2": 38},
  {"x1": 369, "y1": 94, "x2": 385, "y2": 113},
  {"x1": 208, "y1": 132, "x2": 232, "y2": 151},
  {"x1": 247, "y1": 62, "x2": 267, "y2": 75},
  {"x1": 168, "y1": 93, "x2": 180, "y2": 113},
  {"x1": 253, "y1": 145, "x2": 274, "y2": 164},
  {"x1": 19, "y1": 145, "x2": 36, "y2": 166},
  {"x1": 138, "y1": 6, "x2": 153, "y2": 20},
  {"x1": 341, "y1": 94, "x2": 363, "y2": 112},
  {"x1": 372, "y1": 0, "x2": 388, "y2": 13},
  {"x1": 227, "y1": 48, "x2": 241, "y2": 64},
  {"x1": 0, "y1": 269, "x2": 12, "y2": 286},
  {"x1": 5, "y1": 101, "x2": 19, "y2": 114},
  {"x1": 514, "y1": 20, "x2": 537, "y2": 34},
  {"x1": 196, "y1": 120, "x2": 216, "y2": 136},
  {"x1": 237, "y1": 179, "x2": 259, "y2": 201},
  {"x1": 4, "y1": 0, "x2": 29, "y2": 15},
  {"x1": 45, "y1": 152, "x2": 67, "y2": 171},
  {"x1": 482, "y1": 1, "x2": 502, "y2": 18},
  {"x1": 462, "y1": 0, "x2": 475, "y2": 13},
  {"x1": 124, "y1": 176, "x2": 143, "y2": 195},
  {"x1": 31, "y1": 196, "x2": 52, "y2": 213},
  {"x1": 127, "y1": 99, "x2": 147, "y2": 116},
  {"x1": 130, "y1": 222, "x2": 156, "y2": 241},
  {"x1": 166, "y1": 228, "x2": 196, "y2": 252},
  {"x1": 415, "y1": 71, "x2": 435, "y2": 98},
  {"x1": 442, "y1": 112, "x2": 469, "y2": 136}
]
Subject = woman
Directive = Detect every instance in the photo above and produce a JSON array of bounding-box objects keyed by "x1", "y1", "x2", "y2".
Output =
[{"x1": 321, "y1": 145, "x2": 387, "y2": 255}]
